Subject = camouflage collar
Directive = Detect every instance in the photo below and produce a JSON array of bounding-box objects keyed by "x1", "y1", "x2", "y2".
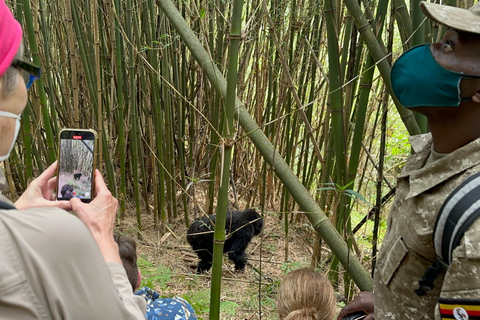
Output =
[
  {"x1": 400, "y1": 134, "x2": 480, "y2": 199},
  {"x1": 409, "y1": 133, "x2": 433, "y2": 154}
]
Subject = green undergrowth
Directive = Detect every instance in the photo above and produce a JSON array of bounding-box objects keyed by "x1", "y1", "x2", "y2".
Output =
[{"x1": 137, "y1": 257, "x2": 253, "y2": 319}]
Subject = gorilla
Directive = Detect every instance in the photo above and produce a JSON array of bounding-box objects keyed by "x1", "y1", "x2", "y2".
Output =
[
  {"x1": 61, "y1": 184, "x2": 74, "y2": 200},
  {"x1": 73, "y1": 173, "x2": 82, "y2": 180},
  {"x1": 187, "y1": 209, "x2": 263, "y2": 273}
]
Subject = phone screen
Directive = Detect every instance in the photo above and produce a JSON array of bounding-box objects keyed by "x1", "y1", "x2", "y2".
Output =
[{"x1": 57, "y1": 129, "x2": 96, "y2": 203}]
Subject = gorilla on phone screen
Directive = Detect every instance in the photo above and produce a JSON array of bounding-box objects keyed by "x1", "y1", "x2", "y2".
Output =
[
  {"x1": 60, "y1": 184, "x2": 74, "y2": 200},
  {"x1": 187, "y1": 209, "x2": 263, "y2": 273}
]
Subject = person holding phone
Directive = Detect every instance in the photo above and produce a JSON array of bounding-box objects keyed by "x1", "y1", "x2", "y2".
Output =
[{"x1": 0, "y1": 1, "x2": 146, "y2": 319}]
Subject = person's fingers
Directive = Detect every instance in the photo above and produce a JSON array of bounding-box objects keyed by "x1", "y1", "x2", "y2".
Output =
[
  {"x1": 47, "y1": 177, "x2": 57, "y2": 191},
  {"x1": 70, "y1": 197, "x2": 87, "y2": 216},
  {"x1": 93, "y1": 169, "x2": 108, "y2": 194},
  {"x1": 337, "y1": 300, "x2": 370, "y2": 319},
  {"x1": 338, "y1": 303, "x2": 359, "y2": 319},
  {"x1": 365, "y1": 314, "x2": 375, "y2": 320},
  {"x1": 337, "y1": 310, "x2": 350, "y2": 319},
  {"x1": 43, "y1": 177, "x2": 58, "y2": 200},
  {"x1": 45, "y1": 200, "x2": 72, "y2": 211}
]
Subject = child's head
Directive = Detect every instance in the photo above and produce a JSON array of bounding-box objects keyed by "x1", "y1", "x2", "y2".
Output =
[
  {"x1": 276, "y1": 267, "x2": 336, "y2": 320},
  {"x1": 114, "y1": 234, "x2": 141, "y2": 292}
]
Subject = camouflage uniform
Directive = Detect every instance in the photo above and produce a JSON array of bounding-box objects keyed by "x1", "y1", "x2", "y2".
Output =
[{"x1": 374, "y1": 133, "x2": 480, "y2": 319}]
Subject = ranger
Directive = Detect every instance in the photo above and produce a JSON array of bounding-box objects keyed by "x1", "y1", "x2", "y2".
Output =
[{"x1": 339, "y1": 1, "x2": 480, "y2": 319}]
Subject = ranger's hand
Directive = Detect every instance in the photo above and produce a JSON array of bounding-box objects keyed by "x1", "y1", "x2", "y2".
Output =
[{"x1": 337, "y1": 292, "x2": 375, "y2": 320}]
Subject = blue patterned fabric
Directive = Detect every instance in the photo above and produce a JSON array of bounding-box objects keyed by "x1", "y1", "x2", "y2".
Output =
[{"x1": 135, "y1": 287, "x2": 198, "y2": 320}]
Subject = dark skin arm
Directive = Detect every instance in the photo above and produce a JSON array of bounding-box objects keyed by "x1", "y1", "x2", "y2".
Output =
[{"x1": 337, "y1": 292, "x2": 375, "y2": 320}]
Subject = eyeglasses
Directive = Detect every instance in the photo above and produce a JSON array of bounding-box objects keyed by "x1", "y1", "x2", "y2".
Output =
[{"x1": 11, "y1": 59, "x2": 41, "y2": 89}]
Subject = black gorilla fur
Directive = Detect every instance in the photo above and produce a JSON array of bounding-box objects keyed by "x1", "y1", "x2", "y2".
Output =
[
  {"x1": 73, "y1": 173, "x2": 82, "y2": 180},
  {"x1": 187, "y1": 208, "x2": 263, "y2": 273},
  {"x1": 61, "y1": 184, "x2": 74, "y2": 199}
]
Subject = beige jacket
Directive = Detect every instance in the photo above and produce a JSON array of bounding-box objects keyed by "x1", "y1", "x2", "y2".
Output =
[
  {"x1": 0, "y1": 171, "x2": 146, "y2": 319},
  {"x1": 375, "y1": 133, "x2": 480, "y2": 319}
]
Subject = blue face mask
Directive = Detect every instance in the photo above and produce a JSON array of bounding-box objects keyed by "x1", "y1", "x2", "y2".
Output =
[{"x1": 391, "y1": 44, "x2": 480, "y2": 108}]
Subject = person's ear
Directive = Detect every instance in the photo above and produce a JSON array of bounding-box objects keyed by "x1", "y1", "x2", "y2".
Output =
[{"x1": 136, "y1": 270, "x2": 142, "y2": 291}]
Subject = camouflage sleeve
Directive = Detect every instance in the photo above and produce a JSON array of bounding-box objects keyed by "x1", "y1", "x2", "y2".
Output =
[{"x1": 435, "y1": 218, "x2": 480, "y2": 320}]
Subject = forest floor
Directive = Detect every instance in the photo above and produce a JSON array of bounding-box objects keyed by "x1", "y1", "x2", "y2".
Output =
[{"x1": 116, "y1": 201, "x2": 371, "y2": 320}]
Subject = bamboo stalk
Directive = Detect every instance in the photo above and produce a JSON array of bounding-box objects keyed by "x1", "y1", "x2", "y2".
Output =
[
  {"x1": 343, "y1": 0, "x2": 421, "y2": 136},
  {"x1": 92, "y1": 0, "x2": 103, "y2": 166},
  {"x1": 22, "y1": 0, "x2": 56, "y2": 162},
  {"x1": 209, "y1": 0, "x2": 243, "y2": 317}
]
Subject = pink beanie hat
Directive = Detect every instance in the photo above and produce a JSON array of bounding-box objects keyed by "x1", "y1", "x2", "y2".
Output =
[{"x1": 0, "y1": 0, "x2": 22, "y2": 78}]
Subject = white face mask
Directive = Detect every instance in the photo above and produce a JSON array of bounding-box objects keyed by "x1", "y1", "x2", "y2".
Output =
[{"x1": 0, "y1": 110, "x2": 21, "y2": 162}]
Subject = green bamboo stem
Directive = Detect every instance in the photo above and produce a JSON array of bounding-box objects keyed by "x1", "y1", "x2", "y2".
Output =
[
  {"x1": 343, "y1": 0, "x2": 421, "y2": 136},
  {"x1": 113, "y1": 0, "x2": 127, "y2": 217},
  {"x1": 92, "y1": 0, "x2": 103, "y2": 166},
  {"x1": 340, "y1": 16, "x2": 353, "y2": 83},
  {"x1": 394, "y1": 0, "x2": 412, "y2": 49},
  {"x1": 261, "y1": 0, "x2": 324, "y2": 170},
  {"x1": 206, "y1": 0, "x2": 225, "y2": 217},
  {"x1": 324, "y1": 0, "x2": 347, "y2": 184},
  {"x1": 209, "y1": 0, "x2": 243, "y2": 318},
  {"x1": 145, "y1": 0, "x2": 166, "y2": 224},
  {"x1": 160, "y1": 41, "x2": 177, "y2": 221},
  {"x1": 324, "y1": 0, "x2": 349, "y2": 288},
  {"x1": 411, "y1": 0, "x2": 428, "y2": 132},
  {"x1": 22, "y1": 0, "x2": 56, "y2": 162},
  {"x1": 371, "y1": 86, "x2": 388, "y2": 274},
  {"x1": 70, "y1": 0, "x2": 96, "y2": 113},
  {"x1": 13, "y1": 3, "x2": 33, "y2": 182},
  {"x1": 178, "y1": 7, "x2": 189, "y2": 227},
  {"x1": 126, "y1": 0, "x2": 141, "y2": 232},
  {"x1": 347, "y1": 0, "x2": 388, "y2": 185},
  {"x1": 38, "y1": 0, "x2": 59, "y2": 136},
  {"x1": 136, "y1": 59, "x2": 151, "y2": 219},
  {"x1": 65, "y1": 0, "x2": 80, "y2": 125},
  {"x1": 411, "y1": 0, "x2": 425, "y2": 46}
]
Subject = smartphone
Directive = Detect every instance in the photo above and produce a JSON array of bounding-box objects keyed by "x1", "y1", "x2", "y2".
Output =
[{"x1": 56, "y1": 129, "x2": 97, "y2": 203}]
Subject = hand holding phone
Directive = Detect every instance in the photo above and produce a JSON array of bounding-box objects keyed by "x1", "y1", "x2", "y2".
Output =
[
  {"x1": 56, "y1": 129, "x2": 97, "y2": 203},
  {"x1": 15, "y1": 161, "x2": 72, "y2": 211},
  {"x1": 337, "y1": 292, "x2": 374, "y2": 320},
  {"x1": 70, "y1": 169, "x2": 120, "y2": 264}
]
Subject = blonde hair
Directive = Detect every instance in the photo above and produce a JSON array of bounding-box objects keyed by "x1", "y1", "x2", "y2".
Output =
[{"x1": 276, "y1": 267, "x2": 336, "y2": 320}]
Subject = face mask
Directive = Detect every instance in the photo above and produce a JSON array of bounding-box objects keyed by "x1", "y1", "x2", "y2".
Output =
[
  {"x1": 0, "y1": 110, "x2": 21, "y2": 161},
  {"x1": 391, "y1": 44, "x2": 480, "y2": 108}
]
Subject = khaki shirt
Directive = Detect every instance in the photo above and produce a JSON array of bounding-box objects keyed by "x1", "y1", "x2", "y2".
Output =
[
  {"x1": 374, "y1": 133, "x2": 480, "y2": 319},
  {"x1": 0, "y1": 171, "x2": 146, "y2": 319}
]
